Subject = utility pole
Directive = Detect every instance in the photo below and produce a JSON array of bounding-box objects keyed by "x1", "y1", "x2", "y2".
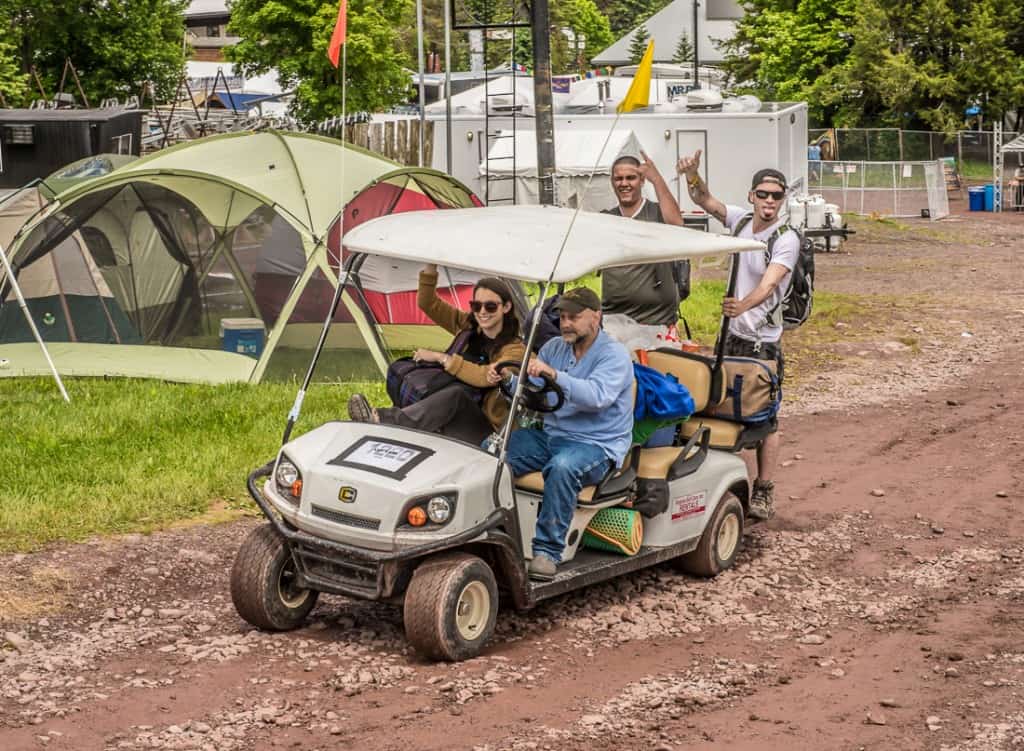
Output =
[
  {"x1": 692, "y1": 0, "x2": 700, "y2": 87},
  {"x1": 531, "y1": 0, "x2": 556, "y2": 205}
]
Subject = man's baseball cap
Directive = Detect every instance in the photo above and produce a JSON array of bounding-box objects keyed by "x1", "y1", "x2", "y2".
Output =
[
  {"x1": 751, "y1": 168, "x2": 788, "y2": 191},
  {"x1": 553, "y1": 287, "x2": 601, "y2": 314}
]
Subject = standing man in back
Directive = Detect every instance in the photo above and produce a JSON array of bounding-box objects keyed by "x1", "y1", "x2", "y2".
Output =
[
  {"x1": 676, "y1": 149, "x2": 799, "y2": 520},
  {"x1": 600, "y1": 152, "x2": 689, "y2": 328}
]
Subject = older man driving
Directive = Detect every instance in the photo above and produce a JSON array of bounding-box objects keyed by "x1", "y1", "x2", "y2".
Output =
[{"x1": 494, "y1": 287, "x2": 634, "y2": 581}]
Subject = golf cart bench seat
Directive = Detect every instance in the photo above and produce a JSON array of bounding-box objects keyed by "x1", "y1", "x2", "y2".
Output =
[
  {"x1": 679, "y1": 417, "x2": 776, "y2": 452},
  {"x1": 514, "y1": 459, "x2": 636, "y2": 507}
]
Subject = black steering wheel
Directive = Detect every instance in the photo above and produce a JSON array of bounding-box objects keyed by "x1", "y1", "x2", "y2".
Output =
[{"x1": 493, "y1": 360, "x2": 565, "y2": 414}]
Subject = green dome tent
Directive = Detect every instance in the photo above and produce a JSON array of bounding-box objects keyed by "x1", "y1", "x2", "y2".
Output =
[{"x1": 0, "y1": 132, "x2": 485, "y2": 384}]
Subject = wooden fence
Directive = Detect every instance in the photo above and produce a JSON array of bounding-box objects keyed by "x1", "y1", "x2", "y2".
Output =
[{"x1": 316, "y1": 118, "x2": 434, "y2": 167}]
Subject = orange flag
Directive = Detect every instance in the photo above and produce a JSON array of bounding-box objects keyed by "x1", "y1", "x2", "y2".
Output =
[{"x1": 328, "y1": 0, "x2": 347, "y2": 67}]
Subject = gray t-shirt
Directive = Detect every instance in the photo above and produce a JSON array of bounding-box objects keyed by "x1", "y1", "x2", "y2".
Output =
[
  {"x1": 600, "y1": 200, "x2": 680, "y2": 326},
  {"x1": 724, "y1": 205, "x2": 800, "y2": 344}
]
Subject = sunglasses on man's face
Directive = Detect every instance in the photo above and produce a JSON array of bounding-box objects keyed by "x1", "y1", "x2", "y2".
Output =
[
  {"x1": 754, "y1": 189, "x2": 786, "y2": 201},
  {"x1": 470, "y1": 300, "x2": 501, "y2": 313}
]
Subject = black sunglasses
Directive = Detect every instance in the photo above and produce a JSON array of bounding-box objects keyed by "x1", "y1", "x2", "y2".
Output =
[
  {"x1": 470, "y1": 300, "x2": 501, "y2": 313},
  {"x1": 754, "y1": 189, "x2": 786, "y2": 200}
]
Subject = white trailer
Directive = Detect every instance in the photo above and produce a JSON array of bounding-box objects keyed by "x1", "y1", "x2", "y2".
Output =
[{"x1": 425, "y1": 103, "x2": 808, "y2": 230}]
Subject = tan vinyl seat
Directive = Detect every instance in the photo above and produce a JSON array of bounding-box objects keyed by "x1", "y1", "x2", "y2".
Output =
[
  {"x1": 679, "y1": 417, "x2": 747, "y2": 451},
  {"x1": 514, "y1": 472, "x2": 597, "y2": 501},
  {"x1": 634, "y1": 444, "x2": 699, "y2": 479},
  {"x1": 643, "y1": 349, "x2": 723, "y2": 412}
]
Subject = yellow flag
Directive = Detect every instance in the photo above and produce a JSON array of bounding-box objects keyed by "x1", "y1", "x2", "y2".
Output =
[{"x1": 617, "y1": 40, "x2": 654, "y2": 114}]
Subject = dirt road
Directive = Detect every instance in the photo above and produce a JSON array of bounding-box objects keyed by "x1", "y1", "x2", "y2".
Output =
[{"x1": 2, "y1": 211, "x2": 1023, "y2": 751}]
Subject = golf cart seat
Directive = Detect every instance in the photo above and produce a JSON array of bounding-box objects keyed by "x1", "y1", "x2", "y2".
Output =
[
  {"x1": 644, "y1": 349, "x2": 724, "y2": 412},
  {"x1": 513, "y1": 460, "x2": 636, "y2": 508},
  {"x1": 679, "y1": 416, "x2": 776, "y2": 452}
]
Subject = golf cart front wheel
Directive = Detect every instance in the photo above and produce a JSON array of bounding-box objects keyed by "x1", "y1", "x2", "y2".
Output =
[
  {"x1": 230, "y1": 523, "x2": 319, "y2": 631},
  {"x1": 403, "y1": 552, "x2": 498, "y2": 662},
  {"x1": 674, "y1": 493, "x2": 744, "y2": 578}
]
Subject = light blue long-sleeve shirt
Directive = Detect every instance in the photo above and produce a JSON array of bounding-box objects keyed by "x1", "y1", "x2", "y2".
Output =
[{"x1": 532, "y1": 330, "x2": 634, "y2": 465}]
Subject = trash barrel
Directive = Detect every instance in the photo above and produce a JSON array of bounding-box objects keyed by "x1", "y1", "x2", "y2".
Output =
[
  {"x1": 968, "y1": 187, "x2": 985, "y2": 211},
  {"x1": 984, "y1": 183, "x2": 995, "y2": 211}
]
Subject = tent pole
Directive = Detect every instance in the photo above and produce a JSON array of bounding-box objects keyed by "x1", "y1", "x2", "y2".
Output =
[{"x1": 0, "y1": 241, "x2": 70, "y2": 403}]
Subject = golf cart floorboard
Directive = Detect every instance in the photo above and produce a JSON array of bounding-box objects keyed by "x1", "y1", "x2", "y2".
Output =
[{"x1": 528, "y1": 540, "x2": 696, "y2": 604}]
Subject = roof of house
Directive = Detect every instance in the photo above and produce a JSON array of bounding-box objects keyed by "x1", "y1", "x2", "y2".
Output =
[
  {"x1": 185, "y1": 0, "x2": 229, "y2": 21},
  {"x1": 592, "y1": 0, "x2": 739, "y2": 66}
]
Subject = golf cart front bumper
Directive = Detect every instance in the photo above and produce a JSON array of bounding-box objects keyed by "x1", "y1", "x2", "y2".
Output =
[{"x1": 247, "y1": 463, "x2": 508, "y2": 601}]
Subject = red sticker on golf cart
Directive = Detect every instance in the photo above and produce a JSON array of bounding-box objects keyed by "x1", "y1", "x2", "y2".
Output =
[{"x1": 671, "y1": 491, "x2": 707, "y2": 522}]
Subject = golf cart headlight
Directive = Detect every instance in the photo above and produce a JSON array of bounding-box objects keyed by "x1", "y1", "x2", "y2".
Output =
[
  {"x1": 426, "y1": 496, "x2": 452, "y2": 524},
  {"x1": 275, "y1": 457, "x2": 302, "y2": 499}
]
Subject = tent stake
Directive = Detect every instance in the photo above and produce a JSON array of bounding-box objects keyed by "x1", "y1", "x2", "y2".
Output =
[{"x1": 0, "y1": 241, "x2": 70, "y2": 403}]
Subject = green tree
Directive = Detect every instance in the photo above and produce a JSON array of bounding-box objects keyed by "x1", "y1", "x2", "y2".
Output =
[
  {"x1": 723, "y1": 0, "x2": 1024, "y2": 130},
  {"x1": 628, "y1": 23, "x2": 650, "y2": 63},
  {"x1": 672, "y1": 30, "x2": 694, "y2": 65},
  {"x1": 0, "y1": 38, "x2": 28, "y2": 107},
  {"x1": 0, "y1": 0, "x2": 186, "y2": 105},
  {"x1": 566, "y1": 0, "x2": 615, "y2": 65},
  {"x1": 228, "y1": 0, "x2": 412, "y2": 121}
]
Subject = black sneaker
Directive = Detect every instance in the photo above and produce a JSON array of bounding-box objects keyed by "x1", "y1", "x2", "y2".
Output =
[
  {"x1": 749, "y1": 480, "x2": 775, "y2": 520},
  {"x1": 347, "y1": 393, "x2": 377, "y2": 423}
]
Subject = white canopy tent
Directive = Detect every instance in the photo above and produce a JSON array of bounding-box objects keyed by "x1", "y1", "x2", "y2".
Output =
[
  {"x1": 342, "y1": 205, "x2": 764, "y2": 283},
  {"x1": 480, "y1": 128, "x2": 650, "y2": 210}
]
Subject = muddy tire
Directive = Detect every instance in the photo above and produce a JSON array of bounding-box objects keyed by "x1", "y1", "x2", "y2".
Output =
[
  {"x1": 674, "y1": 493, "x2": 744, "y2": 578},
  {"x1": 403, "y1": 552, "x2": 498, "y2": 662},
  {"x1": 230, "y1": 524, "x2": 318, "y2": 631}
]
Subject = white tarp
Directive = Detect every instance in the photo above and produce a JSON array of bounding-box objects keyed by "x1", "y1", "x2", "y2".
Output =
[
  {"x1": 343, "y1": 205, "x2": 764, "y2": 283},
  {"x1": 480, "y1": 128, "x2": 648, "y2": 210},
  {"x1": 1001, "y1": 134, "x2": 1024, "y2": 153}
]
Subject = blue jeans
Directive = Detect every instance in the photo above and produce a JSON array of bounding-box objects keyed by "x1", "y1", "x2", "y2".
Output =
[{"x1": 505, "y1": 429, "x2": 610, "y2": 563}]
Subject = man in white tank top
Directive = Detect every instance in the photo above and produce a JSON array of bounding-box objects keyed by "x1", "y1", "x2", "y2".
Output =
[{"x1": 675, "y1": 150, "x2": 799, "y2": 521}]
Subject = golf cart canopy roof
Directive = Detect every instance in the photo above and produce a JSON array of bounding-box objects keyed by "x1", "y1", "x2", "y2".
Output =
[{"x1": 342, "y1": 205, "x2": 765, "y2": 283}]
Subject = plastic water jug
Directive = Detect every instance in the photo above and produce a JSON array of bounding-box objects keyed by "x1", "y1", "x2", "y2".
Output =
[
  {"x1": 805, "y1": 195, "x2": 826, "y2": 228},
  {"x1": 787, "y1": 196, "x2": 807, "y2": 227}
]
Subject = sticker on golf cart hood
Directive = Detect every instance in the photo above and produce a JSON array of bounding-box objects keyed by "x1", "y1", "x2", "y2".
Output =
[
  {"x1": 671, "y1": 491, "x2": 707, "y2": 522},
  {"x1": 329, "y1": 436, "x2": 435, "y2": 480}
]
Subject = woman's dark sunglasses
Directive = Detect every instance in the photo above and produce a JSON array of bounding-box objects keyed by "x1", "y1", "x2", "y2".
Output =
[
  {"x1": 754, "y1": 189, "x2": 786, "y2": 200},
  {"x1": 470, "y1": 300, "x2": 501, "y2": 313}
]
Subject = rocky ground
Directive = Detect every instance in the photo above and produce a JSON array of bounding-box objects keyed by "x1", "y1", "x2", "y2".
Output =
[{"x1": 2, "y1": 208, "x2": 1023, "y2": 750}]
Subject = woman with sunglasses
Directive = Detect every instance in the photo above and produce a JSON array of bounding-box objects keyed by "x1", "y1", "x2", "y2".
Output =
[{"x1": 347, "y1": 264, "x2": 525, "y2": 444}]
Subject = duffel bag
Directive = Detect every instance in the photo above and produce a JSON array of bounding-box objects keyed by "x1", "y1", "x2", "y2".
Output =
[
  {"x1": 704, "y1": 356, "x2": 781, "y2": 424},
  {"x1": 386, "y1": 329, "x2": 482, "y2": 408}
]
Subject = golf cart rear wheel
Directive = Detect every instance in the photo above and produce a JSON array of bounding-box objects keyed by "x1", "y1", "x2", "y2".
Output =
[
  {"x1": 403, "y1": 552, "x2": 498, "y2": 662},
  {"x1": 675, "y1": 493, "x2": 744, "y2": 578},
  {"x1": 230, "y1": 524, "x2": 319, "y2": 631}
]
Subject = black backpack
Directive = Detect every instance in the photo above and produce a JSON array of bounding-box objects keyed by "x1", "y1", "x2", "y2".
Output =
[{"x1": 733, "y1": 214, "x2": 814, "y2": 329}]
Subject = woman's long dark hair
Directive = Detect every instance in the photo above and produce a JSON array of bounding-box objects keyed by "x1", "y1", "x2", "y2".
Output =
[{"x1": 470, "y1": 277, "x2": 521, "y2": 357}]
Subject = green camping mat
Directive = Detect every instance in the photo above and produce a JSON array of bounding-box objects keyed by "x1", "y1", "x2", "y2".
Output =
[{"x1": 582, "y1": 507, "x2": 643, "y2": 556}]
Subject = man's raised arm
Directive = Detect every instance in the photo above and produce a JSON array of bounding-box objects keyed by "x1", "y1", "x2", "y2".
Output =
[{"x1": 677, "y1": 149, "x2": 727, "y2": 225}]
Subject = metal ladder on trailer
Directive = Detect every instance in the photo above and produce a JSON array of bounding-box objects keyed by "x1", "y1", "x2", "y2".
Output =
[{"x1": 450, "y1": 0, "x2": 531, "y2": 205}]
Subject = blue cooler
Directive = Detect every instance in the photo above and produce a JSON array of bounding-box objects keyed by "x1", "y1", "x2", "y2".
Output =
[
  {"x1": 984, "y1": 183, "x2": 995, "y2": 211},
  {"x1": 220, "y1": 317, "x2": 265, "y2": 358},
  {"x1": 968, "y1": 187, "x2": 985, "y2": 211}
]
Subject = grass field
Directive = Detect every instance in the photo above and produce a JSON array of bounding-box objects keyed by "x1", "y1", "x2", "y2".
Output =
[{"x1": 0, "y1": 280, "x2": 862, "y2": 552}]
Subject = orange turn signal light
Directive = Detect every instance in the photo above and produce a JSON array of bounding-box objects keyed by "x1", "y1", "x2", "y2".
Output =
[
  {"x1": 407, "y1": 506, "x2": 427, "y2": 526},
  {"x1": 290, "y1": 480, "x2": 303, "y2": 498}
]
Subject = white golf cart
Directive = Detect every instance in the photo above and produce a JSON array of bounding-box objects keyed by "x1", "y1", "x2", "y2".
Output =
[{"x1": 230, "y1": 205, "x2": 765, "y2": 661}]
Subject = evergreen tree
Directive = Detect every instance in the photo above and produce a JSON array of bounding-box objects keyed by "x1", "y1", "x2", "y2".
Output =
[
  {"x1": 673, "y1": 30, "x2": 694, "y2": 65},
  {"x1": 628, "y1": 24, "x2": 650, "y2": 63}
]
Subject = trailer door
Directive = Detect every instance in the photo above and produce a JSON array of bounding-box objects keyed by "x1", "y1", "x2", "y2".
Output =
[{"x1": 675, "y1": 129, "x2": 708, "y2": 210}]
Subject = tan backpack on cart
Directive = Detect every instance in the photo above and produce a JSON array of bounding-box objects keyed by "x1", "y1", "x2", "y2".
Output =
[{"x1": 703, "y1": 356, "x2": 781, "y2": 424}]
